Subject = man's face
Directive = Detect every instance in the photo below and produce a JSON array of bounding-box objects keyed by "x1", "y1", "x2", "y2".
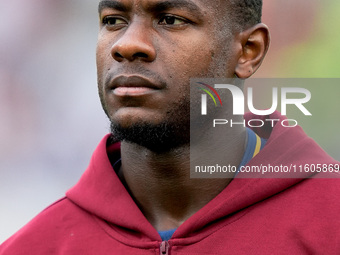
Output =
[{"x1": 96, "y1": 0, "x2": 239, "y2": 150}]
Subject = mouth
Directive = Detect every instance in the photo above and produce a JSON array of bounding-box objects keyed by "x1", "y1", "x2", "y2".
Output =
[{"x1": 109, "y1": 75, "x2": 163, "y2": 97}]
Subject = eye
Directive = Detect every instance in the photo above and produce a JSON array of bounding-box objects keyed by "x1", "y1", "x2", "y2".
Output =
[
  {"x1": 102, "y1": 16, "x2": 127, "y2": 26},
  {"x1": 158, "y1": 15, "x2": 187, "y2": 26}
]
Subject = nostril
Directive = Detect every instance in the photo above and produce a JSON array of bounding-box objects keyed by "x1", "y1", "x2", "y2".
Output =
[
  {"x1": 113, "y1": 52, "x2": 124, "y2": 62},
  {"x1": 114, "y1": 52, "x2": 124, "y2": 59},
  {"x1": 133, "y1": 52, "x2": 149, "y2": 59}
]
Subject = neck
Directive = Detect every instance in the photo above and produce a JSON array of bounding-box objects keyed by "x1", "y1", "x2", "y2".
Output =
[{"x1": 118, "y1": 122, "x2": 247, "y2": 231}]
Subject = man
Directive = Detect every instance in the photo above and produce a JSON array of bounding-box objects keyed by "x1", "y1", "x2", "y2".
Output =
[{"x1": 1, "y1": 0, "x2": 339, "y2": 254}]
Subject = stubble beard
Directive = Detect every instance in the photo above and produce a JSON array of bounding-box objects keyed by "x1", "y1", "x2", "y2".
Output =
[
  {"x1": 108, "y1": 97, "x2": 191, "y2": 153},
  {"x1": 110, "y1": 119, "x2": 189, "y2": 152}
]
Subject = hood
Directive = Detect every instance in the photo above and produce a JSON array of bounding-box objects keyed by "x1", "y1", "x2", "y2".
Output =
[{"x1": 66, "y1": 112, "x2": 337, "y2": 245}]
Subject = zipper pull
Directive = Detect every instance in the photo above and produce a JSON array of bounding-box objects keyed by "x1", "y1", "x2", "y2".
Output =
[{"x1": 160, "y1": 241, "x2": 169, "y2": 255}]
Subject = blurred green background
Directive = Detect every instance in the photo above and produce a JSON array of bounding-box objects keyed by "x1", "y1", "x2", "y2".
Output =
[{"x1": 254, "y1": 0, "x2": 340, "y2": 160}]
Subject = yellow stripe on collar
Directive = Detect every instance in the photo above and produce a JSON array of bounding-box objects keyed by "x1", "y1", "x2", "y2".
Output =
[{"x1": 252, "y1": 133, "x2": 261, "y2": 158}]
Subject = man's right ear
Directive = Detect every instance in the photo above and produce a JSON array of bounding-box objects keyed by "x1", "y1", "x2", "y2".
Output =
[{"x1": 234, "y1": 23, "x2": 270, "y2": 79}]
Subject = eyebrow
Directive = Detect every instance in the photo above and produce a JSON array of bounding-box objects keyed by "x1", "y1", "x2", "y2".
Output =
[
  {"x1": 147, "y1": 0, "x2": 202, "y2": 15},
  {"x1": 98, "y1": 0, "x2": 129, "y2": 13}
]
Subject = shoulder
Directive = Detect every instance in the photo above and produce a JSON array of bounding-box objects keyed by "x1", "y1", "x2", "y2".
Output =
[
  {"x1": 264, "y1": 174, "x2": 340, "y2": 239},
  {"x1": 282, "y1": 176, "x2": 340, "y2": 250},
  {"x1": 292, "y1": 173, "x2": 340, "y2": 206}
]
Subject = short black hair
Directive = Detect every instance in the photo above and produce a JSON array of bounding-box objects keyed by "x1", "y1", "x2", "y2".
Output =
[{"x1": 229, "y1": 0, "x2": 262, "y2": 30}]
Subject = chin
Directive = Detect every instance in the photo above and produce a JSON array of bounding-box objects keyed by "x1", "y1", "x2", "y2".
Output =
[{"x1": 110, "y1": 120, "x2": 189, "y2": 153}]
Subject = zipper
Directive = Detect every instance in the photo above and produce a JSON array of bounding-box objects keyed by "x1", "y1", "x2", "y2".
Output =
[{"x1": 160, "y1": 241, "x2": 169, "y2": 255}]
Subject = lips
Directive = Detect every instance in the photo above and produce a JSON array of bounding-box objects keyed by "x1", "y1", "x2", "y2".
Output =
[{"x1": 109, "y1": 75, "x2": 163, "y2": 96}]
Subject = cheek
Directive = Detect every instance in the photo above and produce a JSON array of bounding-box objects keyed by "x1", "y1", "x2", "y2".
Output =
[
  {"x1": 168, "y1": 35, "x2": 232, "y2": 80},
  {"x1": 163, "y1": 41, "x2": 213, "y2": 83},
  {"x1": 96, "y1": 34, "x2": 113, "y2": 74},
  {"x1": 155, "y1": 37, "x2": 219, "y2": 106},
  {"x1": 96, "y1": 38, "x2": 113, "y2": 113},
  {"x1": 96, "y1": 44, "x2": 107, "y2": 75}
]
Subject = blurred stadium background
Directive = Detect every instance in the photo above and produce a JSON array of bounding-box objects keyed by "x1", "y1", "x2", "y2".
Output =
[{"x1": 1, "y1": 0, "x2": 339, "y2": 243}]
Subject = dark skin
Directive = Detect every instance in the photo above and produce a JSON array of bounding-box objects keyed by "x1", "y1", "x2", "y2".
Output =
[{"x1": 97, "y1": 0, "x2": 269, "y2": 231}]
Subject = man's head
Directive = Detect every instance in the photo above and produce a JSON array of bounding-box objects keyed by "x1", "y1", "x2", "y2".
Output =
[{"x1": 96, "y1": 0, "x2": 269, "y2": 151}]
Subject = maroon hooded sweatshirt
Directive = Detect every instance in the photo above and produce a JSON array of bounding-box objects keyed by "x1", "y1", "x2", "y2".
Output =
[{"x1": 1, "y1": 112, "x2": 340, "y2": 254}]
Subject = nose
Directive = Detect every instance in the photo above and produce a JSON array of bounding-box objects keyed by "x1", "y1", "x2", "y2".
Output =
[{"x1": 111, "y1": 23, "x2": 156, "y2": 62}]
